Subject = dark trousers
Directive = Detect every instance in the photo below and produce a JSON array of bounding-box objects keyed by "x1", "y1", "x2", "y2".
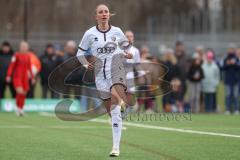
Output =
[
  {"x1": 27, "y1": 80, "x2": 35, "y2": 98},
  {"x1": 42, "y1": 84, "x2": 59, "y2": 99},
  {"x1": 0, "y1": 80, "x2": 16, "y2": 99},
  {"x1": 204, "y1": 92, "x2": 216, "y2": 112},
  {"x1": 225, "y1": 84, "x2": 239, "y2": 112}
]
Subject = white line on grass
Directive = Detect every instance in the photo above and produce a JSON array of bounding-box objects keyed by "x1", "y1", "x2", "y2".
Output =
[
  {"x1": 90, "y1": 119, "x2": 240, "y2": 138},
  {"x1": 39, "y1": 112, "x2": 240, "y2": 138}
]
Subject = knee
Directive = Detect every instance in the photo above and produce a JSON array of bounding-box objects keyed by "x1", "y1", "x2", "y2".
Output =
[{"x1": 110, "y1": 105, "x2": 121, "y2": 115}]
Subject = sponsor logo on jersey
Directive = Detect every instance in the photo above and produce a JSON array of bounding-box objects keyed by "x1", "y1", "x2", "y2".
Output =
[
  {"x1": 94, "y1": 37, "x2": 98, "y2": 41},
  {"x1": 97, "y1": 42, "x2": 117, "y2": 54},
  {"x1": 97, "y1": 47, "x2": 115, "y2": 54}
]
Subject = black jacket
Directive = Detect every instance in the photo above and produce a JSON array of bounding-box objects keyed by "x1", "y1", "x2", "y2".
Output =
[
  {"x1": 0, "y1": 50, "x2": 14, "y2": 80},
  {"x1": 163, "y1": 61, "x2": 178, "y2": 82},
  {"x1": 175, "y1": 53, "x2": 190, "y2": 82},
  {"x1": 222, "y1": 53, "x2": 240, "y2": 85},
  {"x1": 187, "y1": 65, "x2": 204, "y2": 82},
  {"x1": 40, "y1": 53, "x2": 63, "y2": 85},
  {"x1": 63, "y1": 53, "x2": 84, "y2": 85}
]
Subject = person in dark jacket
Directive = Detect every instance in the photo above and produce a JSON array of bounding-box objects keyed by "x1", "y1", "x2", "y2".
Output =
[
  {"x1": 63, "y1": 40, "x2": 83, "y2": 99},
  {"x1": 174, "y1": 41, "x2": 190, "y2": 102},
  {"x1": 161, "y1": 48, "x2": 182, "y2": 112},
  {"x1": 0, "y1": 41, "x2": 16, "y2": 98},
  {"x1": 187, "y1": 53, "x2": 204, "y2": 113},
  {"x1": 40, "y1": 44, "x2": 63, "y2": 98},
  {"x1": 222, "y1": 45, "x2": 239, "y2": 115}
]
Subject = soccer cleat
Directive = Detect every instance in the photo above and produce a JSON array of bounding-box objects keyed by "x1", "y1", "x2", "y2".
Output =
[
  {"x1": 225, "y1": 110, "x2": 231, "y2": 115},
  {"x1": 109, "y1": 148, "x2": 120, "y2": 157},
  {"x1": 234, "y1": 110, "x2": 239, "y2": 115}
]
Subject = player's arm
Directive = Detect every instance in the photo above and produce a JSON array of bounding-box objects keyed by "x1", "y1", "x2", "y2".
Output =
[
  {"x1": 117, "y1": 28, "x2": 133, "y2": 59},
  {"x1": 77, "y1": 30, "x2": 93, "y2": 70}
]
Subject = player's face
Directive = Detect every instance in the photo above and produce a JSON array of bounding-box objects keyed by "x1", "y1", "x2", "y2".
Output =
[
  {"x1": 125, "y1": 32, "x2": 134, "y2": 44},
  {"x1": 96, "y1": 5, "x2": 110, "y2": 24},
  {"x1": 19, "y1": 42, "x2": 29, "y2": 53}
]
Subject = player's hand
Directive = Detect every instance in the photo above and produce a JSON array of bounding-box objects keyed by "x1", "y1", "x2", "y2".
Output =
[
  {"x1": 31, "y1": 78, "x2": 36, "y2": 85},
  {"x1": 83, "y1": 63, "x2": 94, "y2": 70},
  {"x1": 87, "y1": 63, "x2": 94, "y2": 70},
  {"x1": 124, "y1": 52, "x2": 133, "y2": 59},
  {"x1": 6, "y1": 77, "x2": 11, "y2": 83}
]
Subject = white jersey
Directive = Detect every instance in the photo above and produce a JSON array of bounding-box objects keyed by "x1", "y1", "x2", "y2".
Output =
[
  {"x1": 126, "y1": 46, "x2": 141, "y2": 64},
  {"x1": 125, "y1": 46, "x2": 140, "y2": 80},
  {"x1": 77, "y1": 25, "x2": 127, "y2": 80}
]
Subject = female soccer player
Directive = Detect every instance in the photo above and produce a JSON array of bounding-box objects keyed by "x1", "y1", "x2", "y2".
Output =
[
  {"x1": 77, "y1": 4, "x2": 134, "y2": 157},
  {"x1": 6, "y1": 41, "x2": 35, "y2": 116}
]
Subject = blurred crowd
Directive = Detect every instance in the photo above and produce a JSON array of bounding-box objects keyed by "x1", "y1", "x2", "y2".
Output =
[{"x1": 0, "y1": 40, "x2": 240, "y2": 114}]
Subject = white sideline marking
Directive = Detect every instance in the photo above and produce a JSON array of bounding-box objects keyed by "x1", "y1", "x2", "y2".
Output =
[
  {"x1": 39, "y1": 112, "x2": 240, "y2": 138},
  {"x1": 90, "y1": 119, "x2": 240, "y2": 138}
]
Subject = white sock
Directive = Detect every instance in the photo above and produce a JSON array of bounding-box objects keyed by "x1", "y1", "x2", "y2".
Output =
[{"x1": 111, "y1": 105, "x2": 122, "y2": 150}]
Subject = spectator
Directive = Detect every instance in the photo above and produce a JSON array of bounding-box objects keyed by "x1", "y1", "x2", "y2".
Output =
[
  {"x1": 174, "y1": 41, "x2": 190, "y2": 102},
  {"x1": 80, "y1": 58, "x2": 100, "y2": 112},
  {"x1": 195, "y1": 45, "x2": 205, "y2": 112},
  {"x1": 237, "y1": 47, "x2": 240, "y2": 110},
  {"x1": 63, "y1": 40, "x2": 83, "y2": 99},
  {"x1": 39, "y1": 44, "x2": 62, "y2": 98},
  {"x1": 161, "y1": 48, "x2": 182, "y2": 112},
  {"x1": 187, "y1": 53, "x2": 204, "y2": 113},
  {"x1": 201, "y1": 51, "x2": 220, "y2": 112},
  {"x1": 195, "y1": 45, "x2": 205, "y2": 62},
  {"x1": 222, "y1": 44, "x2": 239, "y2": 115},
  {"x1": 0, "y1": 41, "x2": 15, "y2": 98},
  {"x1": 137, "y1": 45, "x2": 155, "y2": 113},
  {"x1": 27, "y1": 49, "x2": 41, "y2": 98}
]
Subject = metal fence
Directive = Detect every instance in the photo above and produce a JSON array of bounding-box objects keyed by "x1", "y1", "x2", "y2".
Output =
[{"x1": 1, "y1": 7, "x2": 240, "y2": 57}]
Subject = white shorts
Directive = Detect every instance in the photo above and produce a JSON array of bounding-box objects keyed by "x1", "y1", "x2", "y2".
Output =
[
  {"x1": 126, "y1": 72, "x2": 135, "y2": 93},
  {"x1": 96, "y1": 78, "x2": 128, "y2": 100}
]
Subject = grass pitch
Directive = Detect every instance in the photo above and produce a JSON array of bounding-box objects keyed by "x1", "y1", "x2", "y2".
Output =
[{"x1": 0, "y1": 112, "x2": 240, "y2": 160}]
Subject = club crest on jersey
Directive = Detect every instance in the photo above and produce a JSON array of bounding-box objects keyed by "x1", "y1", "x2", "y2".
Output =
[{"x1": 111, "y1": 36, "x2": 116, "y2": 42}]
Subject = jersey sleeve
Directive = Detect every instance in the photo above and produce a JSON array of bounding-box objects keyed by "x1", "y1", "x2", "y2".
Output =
[
  {"x1": 78, "y1": 30, "x2": 90, "y2": 52},
  {"x1": 116, "y1": 27, "x2": 126, "y2": 40},
  {"x1": 77, "y1": 30, "x2": 91, "y2": 67}
]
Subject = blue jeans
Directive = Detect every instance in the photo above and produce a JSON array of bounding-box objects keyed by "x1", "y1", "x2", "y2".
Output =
[
  {"x1": 204, "y1": 93, "x2": 216, "y2": 112},
  {"x1": 225, "y1": 84, "x2": 239, "y2": 112},
  {"x1": 80, "y1": 96, "x2": 101, "y2": 112}
]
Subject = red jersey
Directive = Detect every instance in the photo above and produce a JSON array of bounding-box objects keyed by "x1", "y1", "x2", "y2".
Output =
[{"x1": 6, "y1": 52, "x2": 34, "y2": 91}]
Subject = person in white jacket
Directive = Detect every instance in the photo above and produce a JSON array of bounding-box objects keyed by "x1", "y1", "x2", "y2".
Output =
[{"x1": 201, "y1": 51, "x2": 220, "y2": 112}]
